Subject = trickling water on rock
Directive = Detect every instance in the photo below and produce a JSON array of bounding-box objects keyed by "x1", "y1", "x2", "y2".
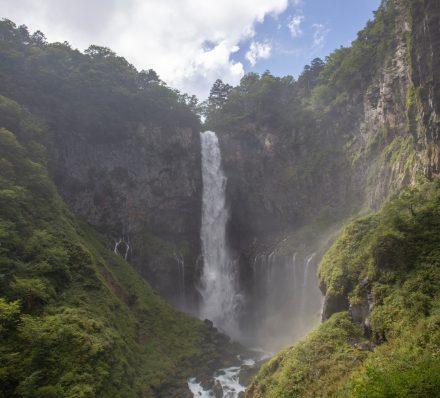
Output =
[{"x1": 199, "y1": 131, "x2": 241, "y2": 338}]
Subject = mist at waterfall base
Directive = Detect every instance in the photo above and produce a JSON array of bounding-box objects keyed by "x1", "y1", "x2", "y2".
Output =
[
  {"x1": 198, "y1": 130, "x2": 322, "y2": 351},
  {"x1": 240, "y1": 251, "x2": 323, "y2": 350}
]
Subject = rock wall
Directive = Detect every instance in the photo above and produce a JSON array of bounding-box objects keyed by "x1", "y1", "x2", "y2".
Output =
[
  {"x1": 409, "y1": 0, "x2": 440, "y2": 176},
  {"x1": 53, "y1": 122, "x2": 202, "y2": 309}
]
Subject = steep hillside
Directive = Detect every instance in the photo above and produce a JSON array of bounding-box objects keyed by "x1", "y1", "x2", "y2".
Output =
[
  {"x1": 248, "y1": 179, "x2": 440, "y2": 397},
  {"x1": 0, "y1": 96, "x2": 236, "y2": 397},
  {"x1": 0, "y1": 20, "x2": 203, "y2": 309}
]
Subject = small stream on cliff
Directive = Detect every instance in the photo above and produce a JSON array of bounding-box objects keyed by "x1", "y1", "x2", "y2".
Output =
[{"x1": 193, "y1": 131, "x2": 322, "y2": 396}]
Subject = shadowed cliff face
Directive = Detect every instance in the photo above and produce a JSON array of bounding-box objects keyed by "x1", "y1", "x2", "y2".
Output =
[
  {"x1": 409, "y1": 0, "x2": 440, "y2": 176},
  {"x1": 53, "y1": 123, "x2": 203, "y2": 310}
]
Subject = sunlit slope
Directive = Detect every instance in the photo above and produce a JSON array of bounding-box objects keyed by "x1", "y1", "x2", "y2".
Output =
[{"x1": 247, "y1": 180, "x2": 440, "y2": 397}]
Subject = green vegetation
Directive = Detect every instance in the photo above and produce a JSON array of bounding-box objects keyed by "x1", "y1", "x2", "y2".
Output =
[
  {"x1": 247, "y1": 313, "x2": 367, "y2": 398},
  {"x1": 0, "y1": 96, "x2": 228, "y2": 397},
  {"x1": 200, "y1": 0, "x2": 408, "y2": 236},
  {"x1": 248, "y1": 179, "x2": 440, "y2": 397},
  {"x1": 205, "y1": 1, "x2": 397, "y2": 129},
  {"x1": 0, "y1": 18, "x2": 200, "y2": 147},
  {"x1": 0, "y1": 0, "x2": 435, "y2": 396}
]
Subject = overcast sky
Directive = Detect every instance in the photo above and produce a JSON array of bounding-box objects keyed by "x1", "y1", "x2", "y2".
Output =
[{"x1": 1, "y1": 0, "x2": 380, "y2": 99}]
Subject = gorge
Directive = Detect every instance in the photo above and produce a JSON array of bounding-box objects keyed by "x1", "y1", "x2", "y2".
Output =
[{"x1": 1, "y1": 0, "x2": 440, "y2": 397}]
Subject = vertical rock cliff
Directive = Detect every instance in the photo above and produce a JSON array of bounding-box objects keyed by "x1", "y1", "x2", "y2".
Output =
[{"x1": 53, "y1": 123, "x2": 203, "y2": 309}]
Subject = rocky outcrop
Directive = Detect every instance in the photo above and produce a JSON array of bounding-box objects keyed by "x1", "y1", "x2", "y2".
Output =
[
  {"x1": 409, "y1": 0, "x2": 440, "y2": 176},
  {"x1": 321, "y1": 294, "x2": 349, "y2": 322}
]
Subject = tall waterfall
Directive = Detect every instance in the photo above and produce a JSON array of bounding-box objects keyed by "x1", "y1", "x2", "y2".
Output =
[{"x1": 199, "y1": 131, "x2": 240, "y2": 337}]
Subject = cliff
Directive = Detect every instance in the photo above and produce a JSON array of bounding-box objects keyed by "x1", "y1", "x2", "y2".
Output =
[
  {"x1": 0, "y1": 26, "x2": 236, "y2": 397},
  {"x1": 0, "y1": 24, "x2": 203, "y2": 309},
  {"x1": 198, "y1": 0, "x2": 440, "y2": 351}
]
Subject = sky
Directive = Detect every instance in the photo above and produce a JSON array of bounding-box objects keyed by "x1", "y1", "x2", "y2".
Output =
[{"x1": 0, "y1": 0, "x2": 381, "y2": 99}]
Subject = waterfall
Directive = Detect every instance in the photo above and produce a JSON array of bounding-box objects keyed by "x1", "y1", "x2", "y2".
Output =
[
  {"x1": 302, "y1": 253, "x2": 316, "y2": 288},
  {"x1": 199, "y1": 131, "x2": 240, "y2": 337},
  {"x1": 300, "y1": 253, "x2": 316, "y2": 317},
  {"x1": 174, "y1": 252, "x2": 185, "y2": 302},
  {"x1": 114, "y1": 236, "x2": 130, "y2": 260},
  {"x1": 246, "y1": 250, "x2": 322, "y2": 349}
]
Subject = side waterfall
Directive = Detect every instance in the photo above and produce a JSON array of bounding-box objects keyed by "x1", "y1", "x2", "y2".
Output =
[
  {"x1": 199, "y1": 131, "x2": 240, "y2": 337},
  {"x1": 246, "y1": 251, "x2": 322, "y2": 348}
]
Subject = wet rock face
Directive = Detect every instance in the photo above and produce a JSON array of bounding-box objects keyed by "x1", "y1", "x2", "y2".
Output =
[
  {"x1": 52, "y1": 123, "x2": 202, "y2": 307},
  {"x1": 349, "y1": 302, "x2": 371, "y2": 333},
  {"x1": 212, "y1": 380, "x2": 223, "y2": 398}
]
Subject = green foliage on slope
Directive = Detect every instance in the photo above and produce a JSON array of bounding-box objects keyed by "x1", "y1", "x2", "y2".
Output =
[
  {"x1": 205, "y1": 0, "x2": 396, "y2": 129},
  {"x1": 0, "y1": 96, "x2": 227, "y2": 397},
  {"x1": 246, "y1": 313, "x2": 367, "y2": 398},
  {"x1": 0, "y1": 18, "x2": 200, "y2": 145},
  {"x1": 247, "y1": 179, "x2": 440, "y2": 397}
]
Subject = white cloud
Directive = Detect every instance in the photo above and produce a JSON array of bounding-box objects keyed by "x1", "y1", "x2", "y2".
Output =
[
  {"x1": 245, "y1": 41, "x2": 272, "y2": 66},
  {"x1": 312, "y1": 23, "x2": 330, "y2": 48},
  {"x1": 0, "y1": 0, "x2": 289, "y2": 98},
  {"x1": 287, "y1": 14, "x2": 304, "y2": 37}
]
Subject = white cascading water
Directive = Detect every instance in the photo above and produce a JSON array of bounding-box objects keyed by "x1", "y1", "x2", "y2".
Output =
[
  {"x1": 199, "y1": 131, "x2": 240, "y2": 337},
  {"x1": 246, "y1": 251, "x2": 322, "y2": 349}
]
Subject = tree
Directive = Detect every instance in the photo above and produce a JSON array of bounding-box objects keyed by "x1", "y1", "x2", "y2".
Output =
[
  {"x1": 30, "y1": 30, "x2": 47, "y2": 47},
  {"x1": 136, "y1": 69, "x2": 162, "y2": 89},
  {"x1": 297, "y1": 57, "x2": 325, "y2": 95},
  {"x1": 208, "y1": 79, "x2": 232, "y2": 110},
  {"x1": 84, "y1": 45, "x2": 116, "y2": 58}
]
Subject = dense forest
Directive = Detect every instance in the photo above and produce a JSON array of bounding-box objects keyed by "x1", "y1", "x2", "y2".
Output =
[{"x1": 1, "y1": 0, "x2": 440, "y2": 396}]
